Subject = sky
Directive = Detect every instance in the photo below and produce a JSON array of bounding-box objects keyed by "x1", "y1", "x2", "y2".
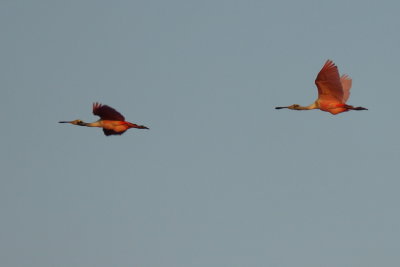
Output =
[{"x1": 1, "y1": 0, "x2": 400, "y2": 266}]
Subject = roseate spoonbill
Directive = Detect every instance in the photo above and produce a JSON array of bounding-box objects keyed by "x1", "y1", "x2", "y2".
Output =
[
  {"x1": 275, "y1": 60, "x2": 367, "y2": 115},
  {"x1": 59, "y1": 102, "x2": 149, "y2": 136}
]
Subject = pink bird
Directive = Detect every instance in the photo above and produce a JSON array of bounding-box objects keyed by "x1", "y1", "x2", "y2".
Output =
[
  {"x1": 276, "y1": 60, "x2": 367, "y2": 115},
  {"x1": 59, "y1": 102, "x2": 149, "y2": 136}
]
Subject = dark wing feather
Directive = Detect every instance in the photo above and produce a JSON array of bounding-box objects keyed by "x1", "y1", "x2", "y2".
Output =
[
  {"x1": 103, "y1": 129, "x2": 126, "y2": 136},
  {"x1": 93, "y1": 102, "x2": 125, "y2": 121}
]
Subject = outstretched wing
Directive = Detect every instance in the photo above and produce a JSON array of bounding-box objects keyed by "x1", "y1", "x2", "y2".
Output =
[
  {"x1": 340, "y1": 74, "x2": 352, "y2": 103},
  {"x1": 103, "y1": 129, "x2": 126, "y2": 136},
  {"x1": 315, "y1": 60, "x2": 344, "y2": 103},
  {"x1": 93, "y1": 102, "x2": 125, "y2": 121}
]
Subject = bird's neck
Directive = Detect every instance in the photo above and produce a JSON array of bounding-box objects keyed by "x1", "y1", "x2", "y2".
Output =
[
  {"x1": 82, "y1": 121, "x2": 102, "y2": 127},
  {"x1": 298, "y1": 102, "x2": 318, "y2": 110}
]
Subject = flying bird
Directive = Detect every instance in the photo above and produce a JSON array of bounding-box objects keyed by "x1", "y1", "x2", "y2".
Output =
[
  {"x1": 275, "y1": 60, "x2": 367, "y2": 115},
  {"x1": 59, "y1": 102, "x2": 149, "y2": 136}
]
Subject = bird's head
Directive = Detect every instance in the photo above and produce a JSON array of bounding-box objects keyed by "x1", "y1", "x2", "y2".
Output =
[
  {"x1": 275, "y1": 104, "x2": 300, "y2": 110},
  {"x1": 59, "y1": 119, "x2": 86, "y2": 126}
]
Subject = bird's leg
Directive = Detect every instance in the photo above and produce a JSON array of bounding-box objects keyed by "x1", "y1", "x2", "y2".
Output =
[
  {"x1": 129, "y1": 123, "x2": 149, "y2": 129},
  {"x1": 352, "y1": 106, "x2": 368, "y2": 111},
  {"x1": 343, "y1": 104, "x2": 368, "y2": 111},
  {"x1": 136, "y1": 125, "x2": 149, "y2": 129}
]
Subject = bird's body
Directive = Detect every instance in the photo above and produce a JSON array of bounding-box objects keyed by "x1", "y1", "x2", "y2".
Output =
[
  {"x1": 59, "y1": 102, "x2": 148, "y2": 136},
  {"x1": 275, "y1": 60, "x2": 367, "y2": 115}
]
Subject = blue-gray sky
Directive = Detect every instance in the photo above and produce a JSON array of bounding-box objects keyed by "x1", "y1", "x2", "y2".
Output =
[{"x1": 2, "y1": 0, "x2": 400, "y2": 266}]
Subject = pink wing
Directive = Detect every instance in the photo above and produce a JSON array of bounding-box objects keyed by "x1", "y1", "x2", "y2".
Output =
[
  {"x1": 93, "y1": 102, "x2": 125, "y2": 121},
  {"x1": 315, "y1": 60, "x2": 344, "y2": 103},
  {"x1": 340, "y1": 74, "x2": 352, "y2": 103}
]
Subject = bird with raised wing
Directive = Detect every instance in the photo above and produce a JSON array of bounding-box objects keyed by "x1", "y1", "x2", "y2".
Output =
[
  {"x1": 275, "y1": 60, "x2": 367, "y2": 115},
  {"x1": 59, "y1": 102, "x2": 149, "y2": 136}
]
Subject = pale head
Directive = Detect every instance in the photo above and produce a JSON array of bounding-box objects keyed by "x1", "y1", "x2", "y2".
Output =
[
  {"x1": 58, "y1": 119, "x2": 86, "y2": 126},
  {"x1": 275, "y1": 102, "x2": 318, "y2": 111},
  {"x1": 275, "y1": 104, "x2": 301, "y2": 110}
]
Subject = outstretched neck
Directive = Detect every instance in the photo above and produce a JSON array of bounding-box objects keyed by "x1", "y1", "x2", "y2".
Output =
[
  {"x1": 296, "y1": 102, "x2": 318, "y2": 110},
  {"x1": 275, "y1": 102, "x2": 318, "y2": 111},
  {"x1": 82, "y1": 121, "x2": 102, "y2": 127}
]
